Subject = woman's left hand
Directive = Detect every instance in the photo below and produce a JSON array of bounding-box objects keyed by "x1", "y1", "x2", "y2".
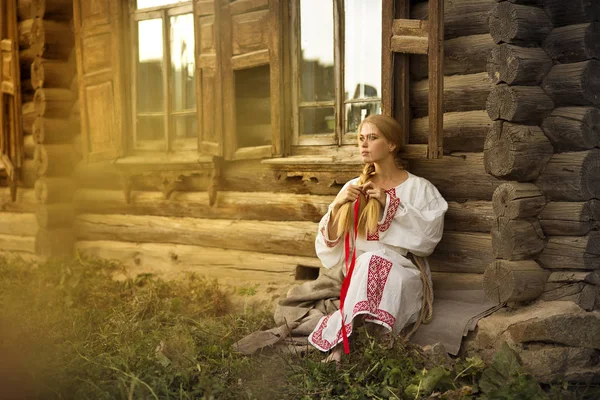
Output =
[{"x1": 362, "y1": 182, "x2": 387, "y2": 207}]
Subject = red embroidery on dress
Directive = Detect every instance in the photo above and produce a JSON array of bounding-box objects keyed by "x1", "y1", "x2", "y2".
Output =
[
  {"x1": 377, "y1": 188, "x2": 400, "y2": 233},
  {"x1": 320, "y1": 214, "x2": 341, "y2": 248},
  {"x1": 367, "y1": 230, "x2": 379, "y2": 241},
  {"x1": 310, "y1": 315, "x2": 334, "y2": 350}
]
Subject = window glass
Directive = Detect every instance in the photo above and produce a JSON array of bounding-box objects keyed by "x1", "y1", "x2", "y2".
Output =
[
  {"x1": 345, "y1": 102, "x2": 381, "y2": 133},
  {"x1": 170, "y1": 13, "x2": 196, "y2": 112},
  {"x1": 300, "y1": 107, "x2": 335, "y2": 135}
]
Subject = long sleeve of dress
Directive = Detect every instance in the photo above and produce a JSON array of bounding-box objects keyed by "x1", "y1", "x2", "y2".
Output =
[{"x1": 376, "y1": 180, "x2": 448, "y2": 257}]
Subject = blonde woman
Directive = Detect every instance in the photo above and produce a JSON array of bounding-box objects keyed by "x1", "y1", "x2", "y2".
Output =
[{"x1": 309, "y1": 114, "x2": 448, "y2": 363}]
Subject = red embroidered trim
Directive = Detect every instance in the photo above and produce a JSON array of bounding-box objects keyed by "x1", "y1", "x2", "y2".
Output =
[
  {"x1": 320, "y1": 213, "x2": 341, "y2": 248},
  {"x1": 377, "y1": 188, "x2": 400, "y2": 233}
]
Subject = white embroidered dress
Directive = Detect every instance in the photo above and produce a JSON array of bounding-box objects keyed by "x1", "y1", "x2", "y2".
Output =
[{"x1": 308, "y1": 172, "x2": 448, "y2": 352}]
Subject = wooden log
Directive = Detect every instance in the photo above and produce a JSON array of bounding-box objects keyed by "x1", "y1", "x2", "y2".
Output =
[
  {"x1": 19, "y1": 159, "x2": 37, "y2": 188},
  {"x1": 19, "y1": 46, "x2": 42, "y2": 79},
  {"x1": 409, "y1": 152, "x2": 501, "y2": 201},
  {"x1": 490, "y1": 3, "x2": 553, "y2": 45},
  {"x1": 410, "y1": 34, "x2": 495, "y2": 80},
  {"x1": 75, "y1": 240, "x2": 322, "y2": 286},
  {"x1": 410, "y1": 110, "x2": 492, "y2": 153},
  {"x1": 483, "y1": 259, "x2": 549, "y2": 303},
  {"x1": 18, "y1": 0, "x2": 33, "y2": 21},
  {"x1": 540, "y1": 282, "x2": 597, "y2": 311},
  {"x1": 35, "y1": 228, "x2": 74, "y2": 258},
  {"x1": 22, "y1": 101, "x2": 36, "y2": 136},
  {"x1": 548, "y1": 270, "x2": 600, "y2": 285},
  {"x1": 543, "y1": 23, "x2": 600, "y2": 63},
  {"x1": 543, "y1": 0, "x2": 600, "y2": 27},
  {"x1": 411, "y1": 72, "x2": 491, "y2": 118},
  {"x1": 486, "y1": 85, "x2": 554, "y2": 123},
  {"x1": 492, "y1": 217, "x2": 546, "y2": 260},
  {"x1": 483, "y1": 122, "x2": 554, "y2": 181},
  {"x1": 539, "y1": 200, "x2": 600, "y2": 236},
  {"x1": 33, "y1": 117, "x2": 71, "y2": 144},
  {"x1": 536, "y1": 150, "x2": 600, "y2": 201},
  {"x1": 74, "y1": 189, "x2": 332, "y2": 222},
  {"x1": 30, "y1": 18, "x2": 73, "y2": 59},
  {"x1": 492, "y1": 182, "x2": 546, "y2": 219},
  {"x1": 428, "y1": 232, "x2": 494, "y2": 274},
  {"x1": 0, "y1": 233, "x2": 36, "y2": 254},
  {"x1": 31, "y1": 0, "x2": 74, "y2": 20},
  {"x1": 0, "y1": 188, "x2": 37, "y2": 213},
  {"x1": 31, "y1": 57, "x2": 75, "y2": 89},
  {"x1": 18, "y1": 19, "x2": 34, "y2": 48},
  {"x1": 538, "y1": 233, "x2": 600, "y2": 270},
  {"x1": 33, "y1": 144, "x2": 74, "y2": 177},
  {"x1": 75, "y1": 214, "x2": 319, "y2": 258},
  {"x1": 34, "y1": 88, "x2": 74, "y2": 118},
  {"x1": 542, "y1": 61, "x2": 600, "y2": 107},
  {"x1": 0, "y1": 212, "x2": 38, "y2": 236},
  {"x1": 72, "y1": 162, "x2": 124, "y2": 191},
  {"x1": 445, "y1": 200, "x2": 494, "y2": 233},
  {"x1": 36, "y1": 204, "x2": 74, "y2": 229},
  {"x1": 23, "y1": 134, "x2": 35, "y2": 159},
  {"x1": 487, "y1": 44, "x2": 553, "y2": 85},
  {"x1": 411, "y1": 0, "x2": 496, "y2": 39},
  {"x1": 431, "y1": 272, "x2": 484, "y2": 291},
  {"x1": 541, "y1": 107, "x2": 600, "y2": 152},
  {"x1": 70, "y1": 73, "x2": 78, "y2": 94},
  {"x1": 35, "y1": 177, "x2": 75, "y2": 204}
]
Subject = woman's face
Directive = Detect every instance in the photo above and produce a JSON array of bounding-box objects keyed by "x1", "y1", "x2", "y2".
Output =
[{"x1": 358, "y1": 122, "x2": 395, "y2": 163}]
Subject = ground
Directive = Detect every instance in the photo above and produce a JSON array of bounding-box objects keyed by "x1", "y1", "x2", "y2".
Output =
[{"x1": 0, "y1": 255, "x2": 597, "y2": 399}]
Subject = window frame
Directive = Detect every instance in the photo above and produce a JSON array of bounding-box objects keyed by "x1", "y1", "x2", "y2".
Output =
[
  {"x1": 129, "y1": 1, "x2": 198, "y2": 155},
  {"x1": 290, "y1": 0, "x2": 383, "y2": 147}
]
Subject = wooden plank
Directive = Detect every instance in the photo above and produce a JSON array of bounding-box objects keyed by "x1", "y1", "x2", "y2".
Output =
[
  {"x1": 381, "y1": 0, "x2": 394, "y2": 118},
  {"x1": 390, "y1": 35, "x2": 428, "y2": 54},
  {"x1": 231, "y1": 49, "x2": 269, "y2": 69},
  {"x1": 268, "y1": 0, "x2": 283, "y2": 156},
  {"x1": 230, "y1": 0, "x2": 269, "y2": 16},
  {"x1": 428, "y1": 0, "x2": 444, "y2": 159},
  {"x1": 0, "y1": 212, "x2": 37, "y2": 236},
  {"x1": 392, "y1": 18, "x2": 428, "y2": 35},
  {"x1": 333, "y1": 0, "x2": 344, "y2": 145}
]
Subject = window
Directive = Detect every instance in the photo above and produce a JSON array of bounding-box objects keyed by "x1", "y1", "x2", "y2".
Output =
[
  {"x1": 292, "y1": 0, "x2": 382, "y2": 146},
  {"x1": 132, "y1": 0, "x2": 196, "y2": 153}
]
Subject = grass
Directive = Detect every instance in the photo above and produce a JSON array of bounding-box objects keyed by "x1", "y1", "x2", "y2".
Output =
[{"x1": 0, "y1": 255, "x2": 598, "y2": 400}]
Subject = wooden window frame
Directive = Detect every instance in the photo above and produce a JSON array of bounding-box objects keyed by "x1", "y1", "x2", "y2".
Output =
[
  {"x1": 290, "y1": 0, "x2": 382, "y2": 147},
  {"x1": 129, "y1": 1, "x2": 197, "y2": 155}
]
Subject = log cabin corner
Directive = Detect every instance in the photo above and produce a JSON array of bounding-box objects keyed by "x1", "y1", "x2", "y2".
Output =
[{"x1": 1, "y1": 0, "x2": 600, "y2": 383}]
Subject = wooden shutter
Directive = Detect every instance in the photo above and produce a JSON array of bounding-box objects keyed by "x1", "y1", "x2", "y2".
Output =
[
  {"x1": 194, "y1": 0, "x2": 223, "y2": 156},
  {"x1": 220, "y1": 0, "x2": 283, "y2": 160},
  {"x1": 0, "y1": 0, "x2": 22, "y2": 200},
  {"x1": 73, "y1": 0, "x2": 125, "y2": 163}
]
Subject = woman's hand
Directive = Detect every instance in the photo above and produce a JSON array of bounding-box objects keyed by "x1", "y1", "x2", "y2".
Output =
[
  {"x1": 332, "y1": 184, "x2": 363, "y2": 214},
  {"x1": 362, "y1": 182, "x2": 387, "y2": 207}
]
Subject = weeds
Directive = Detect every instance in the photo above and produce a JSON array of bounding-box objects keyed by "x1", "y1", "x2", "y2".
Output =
[{"x1": 0, "y1": 255, "x2": 598, "y2": 399}]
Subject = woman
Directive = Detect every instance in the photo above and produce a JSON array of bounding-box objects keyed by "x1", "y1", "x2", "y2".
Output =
[{"x1": 308, "y1": 114, "x2": 448, "y2": 363}]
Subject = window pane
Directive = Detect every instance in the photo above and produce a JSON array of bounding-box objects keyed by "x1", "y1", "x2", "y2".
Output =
[
  {"x1": 170, "y1": 13, "x2": 196, "y2": 112},
  {"x1": 299, "y1": 0, "x2": 334, "y2": 102},
  {"x1": 235, "y1": 66, "x2": 271, "y2": 148},
  {"x1": 137, "y1": 18, "x2": 164, "y2": 113},
  {"x1": 137, "y1": 115, "x2": 165, "y2": 144},
  {"x1": 344, "y1": 0, "x2": 382, "y2": 101},
  {"x1": 137, "y1": 0, "x2": 187, "y2": 9},
  {"x1": 172, "y1": 115, "x2": 197, "y2": 149},
  {"x1": 345, "y1": 102, "x2": 381, "y2": 133},
  {"x1": 300, "y1": 107, "x2": 335, "y2": 135}
]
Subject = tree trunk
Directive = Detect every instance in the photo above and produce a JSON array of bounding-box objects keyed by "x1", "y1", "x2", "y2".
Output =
[
  {"x1": 410, "y1": 110, "x2": 492, "y2": 153},
  {"x1": 543, "y1": 22, "x2": 600, "y2": 63},
  {"x1": 33, "y1": 117, "x2": 71, "y2": 144},
  {"x1": 490, "y1": 3, "x2": 553, "y2": 45},
  {"x1": 486, "y1": 84, "x2": 554, "y2": 123},
  {"x1": 487, "y1": 44, "x2": 553, "y2": 85},
  {"x1": 34, "y1": 88, "x2": 74, "y2": 118},
  {"x1": 411, "y1": 72, "x2": 492, "y2": 118},
  {"x1": 33, "y1": 144, "x2": 74, "y2": 177},
  {"x1": 446, "y1": 200, "x2": 495, "y2": 233},
  {"x1": 538, "y1": 233, "x2": 600, "y2": 270},
  {"x1": 409, "y1": 152, "x2": 501, "y2": 201},
  {"x1": 539, "y1": 200, "x2": 600, "y2": 236},
  {"x1": 36, "y1": 204, "x2": 75, "y2": 229},
  {"x1": 483, "y1": 259, "x2": 548, "y2": 303},
  {"x1": 0, "y1": 213, "x2": 38, "y2": 236},
  {"x1": 540, "y1": 282, "x2": 597, "y2": 311},
  {"x1": 411, "y1": 0, "x2": 496, "y2": 40},
  {"x1": 31, "y1": 0, "x2": 74, "y2": 20},
  {"x1": 541, "y1": 107, "x2": 600, "y2": 151},
  {"x1": 492, "y1": 181, "x2": 546, "y2": 219},
  {"x1": 35, "y1": 228, "x2": 74, "y2": 258},
  {"x1": 410, "y1": 34, "x2": 495, "y2": 80},
  {"x1": 31, "y1": 57, "x2": 75, "y2": 89},
  {"x1": 35, "y1": 177, "x2": 75, "y2": 204},
  {"x1": 428, "y1": 232, "x2": 494, "y2": 274},
  {"x1": 543, "y1": 0, "x2": 600, "y2": 27},
  {"x1": 542, "y1": 60, "x2": 600, "y2": 107},
  {"x1": 535, "y1": 150, "x2": 600, "y2": 201},
  {"x1": 484, "y1": 121, "x2": 554, "y2": 181},
  {"x1": 492, "y1": 217, "x2": 545, "y2": 260}
]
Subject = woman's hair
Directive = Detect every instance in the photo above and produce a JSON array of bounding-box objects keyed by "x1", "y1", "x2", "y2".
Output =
[{"x1": 335, "y1": 114, "x2": 405, "y2": 237}]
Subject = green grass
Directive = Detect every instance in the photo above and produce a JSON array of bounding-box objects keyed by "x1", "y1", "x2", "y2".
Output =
[{"x1": 0, "y1": 255, "x2": 597, "y2": 400}]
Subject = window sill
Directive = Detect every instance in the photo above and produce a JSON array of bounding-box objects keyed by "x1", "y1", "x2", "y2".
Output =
[{"x1": 113, "y1": 153, "x2": 215, "y2": 174}]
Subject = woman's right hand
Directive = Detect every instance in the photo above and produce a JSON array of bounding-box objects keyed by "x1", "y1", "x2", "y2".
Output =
[{"x1": 332, "y1": 184, "x2": 363, "y2": 214}]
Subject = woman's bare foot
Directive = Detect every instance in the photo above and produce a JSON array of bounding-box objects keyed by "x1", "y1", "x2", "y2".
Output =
[{"x1": 322, "y1": 345, "x2": 343, "y2": 366}]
